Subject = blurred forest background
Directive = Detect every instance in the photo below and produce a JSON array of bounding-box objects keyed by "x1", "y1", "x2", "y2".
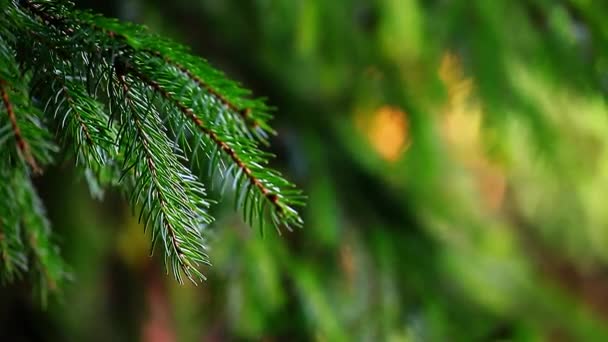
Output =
[{"x1": 3, "y1": 0, "x2": 608, "y2": 340}]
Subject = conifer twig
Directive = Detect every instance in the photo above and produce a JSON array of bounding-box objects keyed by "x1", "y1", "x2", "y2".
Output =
[
  {"x1": 130, "y1": 69, "x2": 283, "y2": 214},
  {"x1": 144, "y1": 50, "x2": 258, "y2": 128},
  {"x1": 114, "y1": 69, "x2": 212, "y2": 282},
  {"x1": 118, "y1": 74, "x2": 193, "y2": 278}
]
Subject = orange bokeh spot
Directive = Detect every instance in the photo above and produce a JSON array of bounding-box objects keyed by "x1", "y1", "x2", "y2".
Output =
[{"x1": 361, "y1": 105, "x2": 410, "y2": 162}]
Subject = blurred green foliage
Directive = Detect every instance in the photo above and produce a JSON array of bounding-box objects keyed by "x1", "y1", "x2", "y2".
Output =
[{"x1": 3, "y1": 0, "x2": 608, "y2": 340}]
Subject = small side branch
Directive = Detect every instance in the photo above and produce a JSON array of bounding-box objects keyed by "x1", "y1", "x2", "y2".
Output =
[
  {"x1": 132, "y1": 70, "x2": 284, "y2": 215},
  {"x1": 145, "y1": 50, "x2": 258, "y2": 128},
  {"x1": 117, "y1": 74, "x2": 201, "y2": 281}
]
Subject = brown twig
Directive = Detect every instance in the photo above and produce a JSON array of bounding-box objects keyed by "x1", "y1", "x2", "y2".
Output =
[{"x1": 0, "y1": 79, "x2": 41, "y2": 174}]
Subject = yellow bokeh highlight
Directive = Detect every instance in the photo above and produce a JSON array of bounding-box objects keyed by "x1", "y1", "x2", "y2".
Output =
[{"x1": 439, "y1": 52, "x2": 506, "y2": 211}]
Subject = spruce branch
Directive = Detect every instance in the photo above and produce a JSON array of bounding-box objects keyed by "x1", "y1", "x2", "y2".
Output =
[
  {"x1": 0, "y1": 0, "x2": 305, "y2": 287},
  {"x1": 127, "y1": 60, "x2": 304, "y2": 233}
]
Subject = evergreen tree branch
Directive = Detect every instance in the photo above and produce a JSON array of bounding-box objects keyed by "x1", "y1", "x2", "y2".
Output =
[
  {"x1": 14, "y1": 1, "x2": 217, "y2": 280},
  {"x1": 127, "y1": 60, "x2": 304, "y2": 233},
  {"x1": 0, "y1": 13, "x2": 62, "y2": 294},
  {"x1": 20, "y1": 0, "x2": 305, "y2": 232},
  {"x1": 0, "y1": 0, "x2": 305, "y2": 288}
]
